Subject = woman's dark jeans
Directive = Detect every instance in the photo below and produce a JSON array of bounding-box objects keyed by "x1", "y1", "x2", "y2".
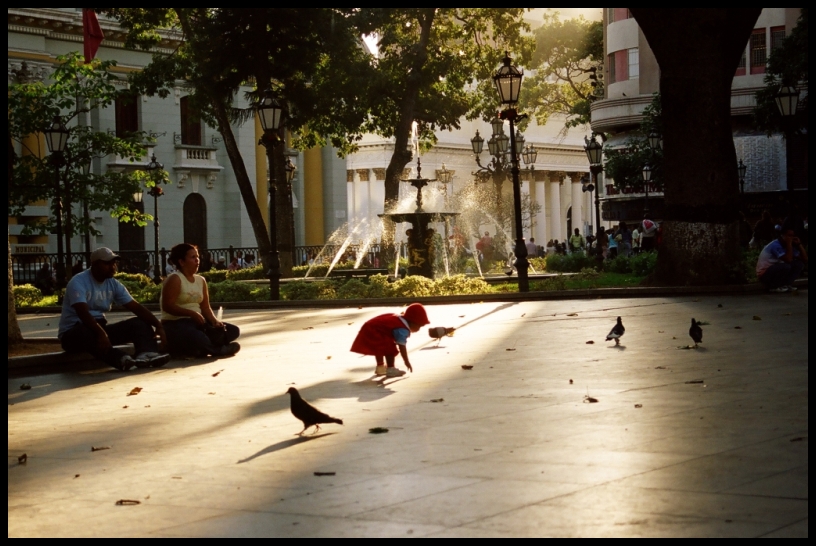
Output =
[{"x1": 163, "y1": 319, "x2": 240, "y2": 357}]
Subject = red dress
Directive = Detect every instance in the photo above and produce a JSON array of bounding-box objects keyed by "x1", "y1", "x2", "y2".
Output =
[{"x1": 351, "y1": 314, "x2": 408, "y2": 357}]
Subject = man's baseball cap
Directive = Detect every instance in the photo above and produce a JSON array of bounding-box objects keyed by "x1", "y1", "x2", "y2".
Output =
[{"x1": 90, "y1": 248, "x2": 121, "y2": 263}]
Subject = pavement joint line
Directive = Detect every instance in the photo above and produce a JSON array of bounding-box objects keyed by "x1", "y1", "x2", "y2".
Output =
[{"x1": 756, "y1": 516, "x2": 810, "y2": 539}]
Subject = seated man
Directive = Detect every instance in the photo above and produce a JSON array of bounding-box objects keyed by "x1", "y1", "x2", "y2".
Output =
[
  {"x1": 58, "y1": 248, "x2": 171, "y2": 371},
  {"x1": 756, "y1": 227, "x2": 808, "y2": 293}
]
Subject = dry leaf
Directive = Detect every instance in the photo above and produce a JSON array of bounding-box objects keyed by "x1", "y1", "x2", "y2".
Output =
[
  {"x1": 20, "y1": 384, "x2": 32, "y2": 391},
  {"x1": 635, "y1": 404, "x2": 643, "y2": 409},
  {"x1": 18, "y1": 454, "x2": 27, "y2": 465},
  {"x1": 567, "y1": 313, "x2": 578, "y2": 317},
  {"x1": 303, "y1": 327, "x2": 314, "y2": 330},
  {"x1": 521, "y1": 313, "x2": 527, "y2": 318},
  {"x1": 718, "y1": 304, "x2": 724, "y2": 308},
  {"x1": 735, "y1": 326, "x2": 743, "y2": 330},
  {"x1": 430, "y1": 398, "x2": 445, "y2": 403},
  {"x1": 212, "y1": 370, "x2": 224, "y2": 377},
  {"x1": 369, "y1": 428, "x2": 389, "y2": 434},
  {"x1": 115, "y1": 500, "x2": 141, "y2": 506},
  {"x1": 122, "y1": 406, "x2": 129, "y2": 409},
  {"x1": 208, "y1": 392, "x2": 216, "y2": 396},
  {"x1": 314, "y1": 472, "x2": 336, "y2": 477},
  {"x1": 506, "y1": 348, "x2": 517, "y2": 352},
  {"x1": 569, "y1": 380, "x2": 574, "y2": 385},
  {"x1": 685, "y1": 380, "x2": 705, "y2": 385},
  {"x1": 583, "y1": 396, "x2": 599, "y2": 404},
  {"x1": 91, "y1": 446, "x2": 111, "y2": 452},
  {"x1": 127, "y1": 388, "x2": 142, "y2": 397},
  {"x1": 461, "y1": 365, "x2": 474, "y2": 371},
  {"x1": 348, "y1": 323, "x2": 354, "y2": 326},
  {"x1": 790, "y1": 437, "x2": 805, "y2": 443},
  {"x1": 753, "y1": 316, "x2": 762, "y2": 321},
  {"x1": 326, "y1": 356, "x2": 332, "y2": 360},
  {"x1": 74, "y1": 475, "x2": 80, "y2": 479},
  {"x1": 655, "y1": 366, "x2": 667, "y2": 370},
  {"x1": 586, "y1": 341, "x2": 595, "y2": 345}
]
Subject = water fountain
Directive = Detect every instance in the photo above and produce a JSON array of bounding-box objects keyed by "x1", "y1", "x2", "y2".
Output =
[{"x1": 380, "y1": 159, "x2": 459, "y2": 279}]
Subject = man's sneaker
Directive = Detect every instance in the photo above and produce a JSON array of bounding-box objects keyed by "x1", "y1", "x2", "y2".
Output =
[
  {"x1": 770, "y1": 286, "x2": 790, "y2": 293},
  {"x1": 134, "y1": 353, "x2": 171, "y2": 369},
  {"x1": 214, "y1": 343, "x2": 241, "y2": 358},
  {"x1": 375, "y1": 366, "x2": 387, "y2": 377},
  {"x1": 114, "y1": 355, "x2": 138, "y2": 372},
  {"x1": 386, "y1": 368, "x2": 407, "y2": 378}
]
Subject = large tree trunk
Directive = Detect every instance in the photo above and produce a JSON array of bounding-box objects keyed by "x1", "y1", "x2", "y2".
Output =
[
  {"x1": 9, "y1": 137, "x2": 23, "y2": 346},
  {"x1": 630, "y1": 9, "x2": 762, "y2": 285},
  {"x1": 382, "y1": 10, "x2": 436, "y2": 252},
  {"x1": 274, "y1": 140, "x2": 294, "y2": 277},
  {"x1": 208, "y1": 96, "x2": 273, "y2": 272}
]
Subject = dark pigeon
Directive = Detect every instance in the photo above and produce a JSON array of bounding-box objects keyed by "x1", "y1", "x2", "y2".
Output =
[
  {"x1": 606, "y1": 317, "x2": 625, "y2": 346},
  {"x1": 286, "y1": 387, "x2": 343, "y2": 436},
  {"x1": 690, "y1": 319, "x2": 703, "y2": 348}
]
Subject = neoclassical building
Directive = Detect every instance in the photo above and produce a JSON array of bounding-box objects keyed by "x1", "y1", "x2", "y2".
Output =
[
  {"x1": 592, "y1": 8, "x2": 807, "y2": 223},
  {"x1": 9, "y1": 8, "x2": 596, "y2": 267}
]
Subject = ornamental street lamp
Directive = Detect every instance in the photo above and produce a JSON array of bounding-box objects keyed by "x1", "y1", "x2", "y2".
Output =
[
  {"x1": 738, "y1": 159, "x2": 748, "y2": 197},
  {"x1": 646, "y1": 131, "x2": 662, "y2": 215},
  {"x1": 471, "y1": 120, "x2": 516, "y2": 214},
  {"x1": 775, "y1": 85, "x2": 800, "y2": 205},
  {"x1": 256, "y1": 88, "x2": 285, "y2": 301},
  {"x1": 145, "y1": 153, "x2": 165, "y2": 284},
  {"x1": 494, "y1": 52, "x2": 530, "y2": 293},
  {"x1": 584, "y1": 133, "x2": 605, "y2": 261},
  {"x1": 581, "y1": 175, "x2": 596, "y2": 240},
  {"x1": 642, "y1": 163, "x2": 653, "y2": 215},
  {"x1": 44, "y1": 116, "x2": 70, "y2": 290}
]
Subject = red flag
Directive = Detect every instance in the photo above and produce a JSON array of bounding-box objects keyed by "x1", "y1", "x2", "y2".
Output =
[{"x1": 83, "y1": 9, "x2": 104, "y2": 64}]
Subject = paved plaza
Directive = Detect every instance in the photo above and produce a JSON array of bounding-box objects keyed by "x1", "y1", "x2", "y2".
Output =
[{"x1": 8, "y1": 293, "x2": 808, "y2": 537}]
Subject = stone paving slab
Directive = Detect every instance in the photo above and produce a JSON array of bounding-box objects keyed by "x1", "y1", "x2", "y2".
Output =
[{"x1": 8, "y1": 293, "x2": 808, "y2": 537}]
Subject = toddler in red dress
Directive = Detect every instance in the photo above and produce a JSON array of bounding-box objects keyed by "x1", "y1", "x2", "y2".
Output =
[{"x1": 351, "y1": 303, "x2": 430, "y2": 378}]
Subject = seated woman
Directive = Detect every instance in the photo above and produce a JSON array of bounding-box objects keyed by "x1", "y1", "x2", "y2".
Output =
[{"x1": 161, "y1": 243, "x2": 241, "y2": 358}]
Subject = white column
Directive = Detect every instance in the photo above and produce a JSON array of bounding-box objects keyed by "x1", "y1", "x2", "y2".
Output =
[
  {"x1": 549, "y1": 174, "x2": 563, "y2": 243},
  {"x1": 570, "y1": 174, "x2": 584, "y2": 238},
  {"x1": 347, "y1": 171, "x2": 356, "y2": 227},
  {"x1": 355, "y1": 170, "x2": 370, "y2": 230},
  {"x1": 535, "y1": 179, "x2": 547, "y2": 244}
]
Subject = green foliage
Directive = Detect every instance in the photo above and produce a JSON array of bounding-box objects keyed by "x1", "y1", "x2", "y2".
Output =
[
  {"x1": 292, "y1": 261, "x2": 357, "y2": 278},
  {"x1": 134, "y1": 283, "x2": 162, "y2": 304},
  {"x1": 12, "y1": 285, "x2": 44, "y2": 307},
  {"x1": 434, "y1": 275, "x2": 492, "y2": 296},
  {"x1": 114, "y1": 272, "x2": 154, "y2": 288},
  {"x1": 530, "y1": 275, "x2": 569, "y2": 292},
  {"x1": 208, "y1": 281, "x2": 256, "y2": 303},
  {"x1": 629, "y1": 252, "x2": 658, "y2": 277},
  {"x1": 741, "y1": 249, "x2": 762, "y2": 284},
  {"x1": 545, "y1": 252, "x2": 597, "y2": 273},
  {"x1": 366, "y1": 274, "x2": 394, "y2": 299},
  {"x1": 281, "y1": 281, "x2": 338, "y2": 301},
  {"x1": 521, "y1": 11, "x2": 604, "y2": 129},
  {"x1": 8, "y1": 53, "x2": 167, "y2": 238},
  {"x1": 226, "y1": 265, "x2": 266, "y2": 281},
  {"x1": 389, "y1": 276, "x2": 438, "y2": 298},
  {"x1": 529, "y1": 257, "x2": 548, "y2": 272},
  {"x1": 753, "y1": 9, "x2": 808, "y2": 135},
  {"x1": 200, "y1": 269, "x2": 228, "y2": 284},
  {"x1": 603, "y1": 94, "x2": 664, "y2": 192},
  {"x1": 336, "y1": 279, "x2": 371, "y2": 300}
]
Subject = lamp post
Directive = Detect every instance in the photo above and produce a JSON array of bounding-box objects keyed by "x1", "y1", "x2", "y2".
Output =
[
  {"x1": 256, "y1": 88, "x2": 285, "y2": 301},
  {"x1": 79, "y1": 158, "x2": 92, "y2": 269},
  {"x1": 581, "y1": 175, "x2": 596, "y2": 243},
  {"x1": 645, "y1": 131, "x2": 662, "y2": 216},
  {"x1": 145, "y1": 154, "x2": 164, "y2": 284},
  {"x1": 44, "y1": 116, "x2": 70, "y2": 290},
  {"x1": 642, "y1": 163, "x2": 653, "y2": 215},
  {"x1": 493, "y1": 53, "x2": 529, "y2": 293},
  {"x1": 584, "y1": 133, "x2": 604, "y2": 260},
  {"x1": 774, "y1": 85, "x2": 800, "y2": 205},
  {"x1": 738, "y1": 159, "x2": 748, "y2": 198}
]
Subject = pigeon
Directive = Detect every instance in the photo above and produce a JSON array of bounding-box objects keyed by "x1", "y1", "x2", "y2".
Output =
[
  {"x1": 606, "y1": 317, "x2": 625, "y2": 346},
  {"x1": 428, "y1": 327, "x2": 456, "y2": 346},
  {"x1": 286, "y1": 387, "x2": 343, "y2": 436},
  {"x1": 689, "y1": 319, "x2": 703, "y2": 348}
]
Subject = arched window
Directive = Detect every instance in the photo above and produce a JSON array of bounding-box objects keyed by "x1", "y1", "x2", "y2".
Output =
[{"x1": 183, "y1": 193, "x2": 208, "y2": 250}]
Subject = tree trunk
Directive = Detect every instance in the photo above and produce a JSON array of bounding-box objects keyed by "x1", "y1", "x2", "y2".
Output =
[
  {"x1": 274, "y1": 140, "x2": 294, "y2": 277},
  {"x1": 9, "y1": 137, "x2": 23, "y2": 346},
  {"x1": 630, "y1": 9, "x2": 762, "y2": 285},
  {"x1": 382, "y1": 10, "x2": 437, "y2": 252},
  {"x1": 208, "y1": 96, "x2": 273, "y2": 272}
]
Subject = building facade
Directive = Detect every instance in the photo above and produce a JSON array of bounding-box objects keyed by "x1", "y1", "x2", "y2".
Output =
[{"x1": 591, "y1": 8, "x2": 807, "y2": 223}]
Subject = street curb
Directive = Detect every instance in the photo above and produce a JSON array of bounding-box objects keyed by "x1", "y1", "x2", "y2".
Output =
[{"x1": 16, "y1": 278, "x2": 806, "y2": 315}]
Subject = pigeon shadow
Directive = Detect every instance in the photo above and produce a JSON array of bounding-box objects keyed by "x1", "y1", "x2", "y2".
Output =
[
  {"x1": 237, "y1": 433, "x2": 337, "y2": 464},
  {"x1": 421, "y1": 346, "x2": 447, "y2": 351},
  {"x1": 608, "y1": 345, "x2": 627, "y2": 351}
]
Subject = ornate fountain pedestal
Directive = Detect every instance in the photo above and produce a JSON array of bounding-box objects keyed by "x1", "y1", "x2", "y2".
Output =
[{"x1": 379, "y1": 160, "x2": 458, "y2": 279}]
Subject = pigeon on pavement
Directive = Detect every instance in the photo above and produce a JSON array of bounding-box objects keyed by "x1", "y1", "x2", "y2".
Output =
[
  {"x1": 690, "y1": 319, "x2": 703, "y2": 348},
  {"x1": 606, "y1": 317, "x2": 625, "y2": 346},
  {"x1": 286, "y1": 387, "x2": 343, "y2": 436}
]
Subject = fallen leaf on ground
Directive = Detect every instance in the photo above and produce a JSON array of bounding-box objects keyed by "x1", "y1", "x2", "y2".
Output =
[
  {"x1": 348, "y1": 323, "x2": 354, "y2": 326},
  {"x1": 212, "y1": 370, "x2": 224, "y2": 377},
  {"x1": 685, "y1": 380, "x2": 705, "y2": 385},
  {"x1": 521, "y1": 314, "x2": 527, "y2": 318},
  {"x1": 430, "y1": 399, "x2": 445, "y2": 403},
  {"x1": 506, "y1": 348, "x2": 517, "y2": 352},
  {"x1": 303, "y1": 327, "x2": 314, "y2": 330},
  {"x1": 369, "y1": 428, "x2": 389, "y2": 434},
  {"x1": 790, "y1": 437, "x2": 806, "y2": 443},
  {"x1": 172, "y1": 477, "x2": 182, "y2": 480},
  {"x1": 586, "y1": 341, "x2": 595, "y2": 345},
  {"x1": 127, "y1": 388, "x2": 142, "y2": 397},
  {"x1": 115, "y1": 500, "x2": 141, "y2": 506},
  {"x1": 358, "y1": 306, "x2": 363, "y2": 310},
  {"x1": 583, "y1": 396, "x2": 599, "y2": 404},
  {"x1": 567, "y1": 313, "x2": 578, "y2": 317},
  {"x1": 91, "y1": 446, "x2": 111, "y2": 452},
  {"x1": 326, "y1": 356, "x2": 332, "y2": 360},
  {"x1": 783, "y1": 313, "x2": 792, "y2": 316},
  {"x1": 461, "y1": 365, "x2": 474, "y2": 370},
  {"x1": 18, "y1": 454, "x2": 27, "y2": 465},
  {"x1": 74, "y1": 475, "x2": 80, "y2": 479},
  {"x1": 718, "y1": 304, "x2": 724, "y2": 308},
  {"x1": 655, "y1": 366, "x2": 667, "y2": 370},
  {"x1": 314, "y1": 472, "x2": 336, "y2": 477},
  {"x1": 20, "y1": 384, "x2": 32, "y2": 391},
  {"x1": 658, "y1": 331, "x2": 665, "y2": 334},
  {"x1": 677, "y1": 346, "x2": 693, "y2": 350},
  {"x1": 735, "y1": 326, "x2": 742, "y2": 330},
  {"x1": 753, "y1": 316, "x2": 762, "y2": 321},
  {"x1": 569, "y1": 380, "x2": 574, "y2": 385},
  {"x1": 459, "y1": 315, "x2": 465, "y2": 318},
  {"x1": 122, "y1": 406, "x2": 129, "y2": 409},
  {"x1": 635, "y1": 404, "x2": 643, "y2": 409},
  {"x1": 208, "y1": 392, "x2": 216, "y2": 395}
]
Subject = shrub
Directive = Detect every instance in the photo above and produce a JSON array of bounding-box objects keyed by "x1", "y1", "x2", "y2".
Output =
[
  {"x1": 741, "y1": 249, "x2": 761, "y2": 283},
  {"x1": 13, "y1": 284, "x2": 43, "y2": 307},
  {"x1": 336, "y1": 279, "x2": 371, "y2": 300},
  {"x1": 578, "y1": 267, "x2": 601, "y2": 280},
  {"x1": 606, "y1": 255, "x2": 633, "y2": 274},
  {"x1": 292, "y1": 261, "x2": 357, "y2": 279},
  {"x1": 629, "y1": 252, "x2": 658, "y2": 277},
  {"x1": 530, "y1": 275, "x2": 569, "y2": 292},
  {"x1": 114, "y1": 272, "x2": 154, "y2": 288},
  {"x1": 209, "y1": 281, "x2": 256, "y2": 303},
  {"x1": 435, "y1": 274, "x2": 492, "y2": 296},
  {"x1": 545, "y1": 253, "x2": 597, "y2": 273},
  {"x1": 366, "y1": 274, "x2": 394, "y2": 299},
  {"x1": 528, "y1": 257, "x2": 547, "y2": 273},
  {"x1": 389, "y1": 275, "x2": 438, "y2": 298},
  {"x1": 200, "y1": 269, "x2": 228, "y2": 283},
  {"x1": 227, "y1": 265, "x2": 266, "y2": 281},
  {"x1": 282, "y1": 280, "x2": 332, "y2": 301},
  {"x1": 134, "y1": 283, "x2": 162, "y2": 304}
]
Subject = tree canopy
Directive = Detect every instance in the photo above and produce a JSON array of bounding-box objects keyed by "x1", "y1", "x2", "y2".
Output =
[{"x1": 520, "y1": 11, "x2": 604, "y2": 130}]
